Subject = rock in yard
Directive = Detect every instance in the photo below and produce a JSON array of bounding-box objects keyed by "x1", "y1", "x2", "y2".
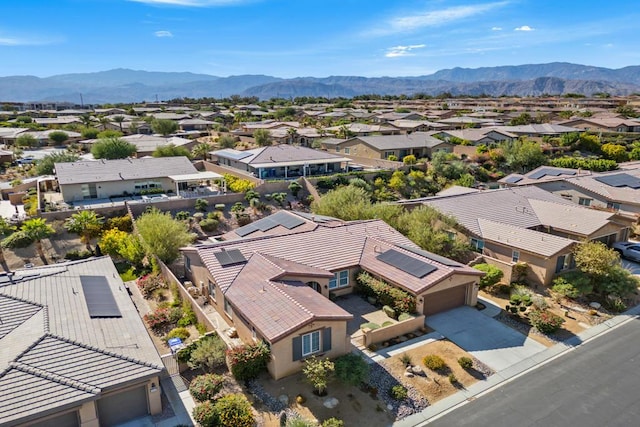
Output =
[
  {"x1": 411, "y1": 366, "x2": 426, "y2": 376},
  {"x1": 589, "y1": 302, "x2": 602, "y2": 309},
  {"x1": 323, "y1": 397, "x2": 339, "y2": 409},
  {"x1": 404, "y1": 372, "x2": 414, "y2": 378},
  {"x1": 278, "y1": 394, "x2": 289, "y2": 405}
]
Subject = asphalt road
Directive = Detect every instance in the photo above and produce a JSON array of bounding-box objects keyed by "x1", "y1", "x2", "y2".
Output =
[{"x1": 426, "y1": 318, "x2": 640, "y2": 427}]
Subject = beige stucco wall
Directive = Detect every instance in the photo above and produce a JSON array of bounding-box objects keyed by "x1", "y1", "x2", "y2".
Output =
[
  {"x1": 268, "y1": 320, "x2": 349, "y2": 380},
  {"x1": 363, "y1": 314, "x2": 425, "y2": 347},
  {"x1": 60, "y1": 177, "x2": 176, "y2": 202},
  {"x1": 419, "y1": 276, "x2": 479, "y2": 308},
  {"x1": 538, "y1": 180, "x2": 640, "y2": 216}
]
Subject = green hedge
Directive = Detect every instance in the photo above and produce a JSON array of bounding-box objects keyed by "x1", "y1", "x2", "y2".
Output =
[{"x1": 357, "y1": 271, "x2": 416, "y2": 313}]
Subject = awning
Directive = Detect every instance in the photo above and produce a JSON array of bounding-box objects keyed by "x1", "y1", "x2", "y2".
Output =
[
  {"x1": 250, "y1": 158, "x2": 351, "y2": 168},
  {"x1": 168, "y1": 171, "x2": 224, "y2": 182}
]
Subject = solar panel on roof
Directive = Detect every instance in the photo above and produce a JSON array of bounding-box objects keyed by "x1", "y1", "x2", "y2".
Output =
[
  {"x1": 220, "y1": 151, "x2": 252, "y2": 161},
  {"x1": 214, "y1": 249, "x2": 247, "y2": 266},
  {"x1": 271, "y1": 211, "x2": 305, "y2": 229},
  {"x1": 595, "y1": 173, "x2": 640, "y2": 189},
  {"x1": 255, "y1": 218, "x2": 279, "y2": 232},
  {"x1": 235, "y1": 224, "x2": 258, "y2": 237},
  {"x1": 398, "y1": 244, "x2": 464, "y2": 267},
  {"x1": 504, "y1": 175, "x2": 523, "y2": 184},
  {"x1": 376, "y1": 249, "x2": 437, "y2": 278},
  {"x1": 80, "y1": 275, "x2": 122, "y2": 318}
]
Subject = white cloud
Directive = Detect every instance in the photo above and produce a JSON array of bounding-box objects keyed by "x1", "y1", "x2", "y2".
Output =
[
  {"x1": 130, "y1": 0, "x2": 249, "y2": 6},
  {"x1": 154, "y1": 30, "x2": 173, "y2": 37},
  {"x1": 0, "y1": 35, "x2": 57, "y2": 46},
  {"x1": 491, "y1": 26, "x2": 502, "y2": 31},
  {"x1": 385, "y1": 44, "x2": 426, "y2": 58},
  {"x1": 369, "y1": 2, "x2": 508, "y2": 36},
  {"x1": 514, "y1": 25, "x2": 534, "y2": 31}
]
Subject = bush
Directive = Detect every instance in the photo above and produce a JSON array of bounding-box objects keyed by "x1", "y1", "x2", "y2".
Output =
[
  {"x1": 458, "y1": 357, "x2": 473, "y2": 370},
  {"x1": 322, "y1": 418, "x2": 345, "y2": 427},
  {"x1": 137, "y1": 273, "x2": 168, "y2": 298},
  {"x1": 189, "y1": 373, "x2": 224, "y2": 402},
  {"x1": 167, "y1": 327, "x2": 190, "y2": 341},
  {"x1": 400, "y1": 353, "x2": 412, "y2": 366},
  {"x1": 175, "y1": 211, "x2": 190, "y2": 220},
  {"x1": 64, "y1": 249, "x2": 94, "y2": 260},
  {"x1": 199, "y1": 218, "x2": 219, "y2": 232},
  {"x1": 528, "y1": 309, "x2": 565, "y2": 334},
  {"x1": 473, "y1": 263, "x2": 504, "y2": 288},
  {"x1": 227, "y1": 341, "x2": 271, "y2": 381},
  {"x1": 143, "y1": 307, "x2": 171, "y2": 333},
  {"x1": 448, "y1": 373, "x2": 458, "y2": 384},
  {"x1": 360, "y1": 322, "x2": 380, "y2": 330},
  {"x1": 390, "y1": 384, "x2": 408, "y2": 400},
  {"x1": 423, "y1": 354, "x2": 447, "y2": 371},
  {"x1": 211, "y1": 394, "x2": 255, "y2": 427},
  {"x1": 195, "y1": 198, "x2": 209, "y2": 212},
  {"x1": 382, "y1": 305, "x2": 396, "y2": 319},
  {"x1": 178, "y1": 301, "x2": 197, "y2": 327},
  {"x1": 357, "y1": 272, "x2": 416, "y2": 314},
  {"x1": 1, "y1": 231, "x2": 33, "y2": 249},
  {"x1": 187, "y1": 334, "x2": 228, "y2": 371},
  {"x1": 287, "y1": 418, "x2": 317, "y2": 427},
  {"x1": 398, "y1": 312, "x2": 412, "y2": 322},
  {"x1": 168, "y1": 307, "x2": 184, "y2": 324},
  {"x1": 192, "y1": 401, "x2": 216, "y2": 427},
  {"x1": 215, "y1": 203, "x2": 225, "y2": 211},
  {"x1": 334, "y1": 353, "x2": 369, "y2": 386},
  {"x1": 224, "y1": 174, "x2": 255, "y2": 193},
  {"x1": 196, "y1": 322, "x2": 207, "y2": 335},
  {"x1": 105, "y1": 214, "x2": 133, "y2": 232}
]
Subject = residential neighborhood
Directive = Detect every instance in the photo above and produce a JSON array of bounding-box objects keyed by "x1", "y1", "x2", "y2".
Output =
[{"x1": 1, "y1": 92, "x2": 640, "y2": 427}]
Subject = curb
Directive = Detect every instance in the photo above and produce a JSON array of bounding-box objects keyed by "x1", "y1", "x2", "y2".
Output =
[{"x1": 393, "y1": 304, "x2": 640, "y2": 426}]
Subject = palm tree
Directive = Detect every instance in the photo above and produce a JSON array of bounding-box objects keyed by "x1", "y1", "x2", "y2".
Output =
[
  {"x1": 0, "y1": 218, "x2": 16, "y2": 271},
  {"x1": 21, "y1": 218, "x2": 55, "y2": 264},
  {"x1": 337, "y1": 125, "x2": 351, "y2": 140},
  {"x1": 286, "y1": 127, "x2": 299, "y2": 145},
  {"x1": 80, "y1": 113, "x2": 94, "y2": 127},
  {"x1": 111, "y1": 115, "x2": 125, "y2": 133},
  {"x1": 191, "y1": 142, "x2": 212, "y2": 160},
  {"x1": 64, "y1": 210, "x2": 104, "y2": 251},
  {"x1": 98, "y1": 115, "x2": 111, "y2": 131}
]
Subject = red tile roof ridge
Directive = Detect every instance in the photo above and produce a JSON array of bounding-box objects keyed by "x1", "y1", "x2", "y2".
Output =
[{"x1": 265, "y1": 279, "x2": 314, "y2": 318}]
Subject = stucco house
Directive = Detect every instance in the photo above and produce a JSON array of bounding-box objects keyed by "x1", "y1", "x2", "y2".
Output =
[
  {"x1": 332, "y1": 132, "x2": 453, "y2": 161},
  {"x1": 210, "y1": 144, "x2": 351, "y2": 179},
  {"x1": 181, "y1": 211, "x2": 483, "y2": 379},
  {"x1": 402, "y1": 186, "x2": 633, "y2": 286},
  {"x1": 0, "y1": 257, "x2": 164, "y2": 426},
  {"x1": 54, "y1": 157, "x2": 223, "y2": 202}
]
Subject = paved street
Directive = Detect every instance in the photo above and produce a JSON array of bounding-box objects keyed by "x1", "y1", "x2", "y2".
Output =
[
  {"x1": 426, "y1": 318, "x2": 640, "y2": 427},
  {"x1": 426, "y1": 306, "x2": 546, "y2": 371}
]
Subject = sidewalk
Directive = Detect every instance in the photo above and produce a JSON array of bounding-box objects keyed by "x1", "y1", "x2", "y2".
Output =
[{"x1": 394, "y1": 304, "x2": 640, "y2": 426}]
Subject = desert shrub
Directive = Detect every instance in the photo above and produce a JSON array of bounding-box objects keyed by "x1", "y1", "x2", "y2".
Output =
[
  {"x1": 167, "y1": 327, "x2": 190, "y2": 341},
  {"x1": 136, "y1": 273, "x2": 168, "y2": 298},
  {"x1": 211, "y1": 394, "x2": 255, "y2": 427},
  {"x1": 448, "y1": 373, "x2": 458, "y2": 384},
  {"x1": 551, "y1": 277, "x2": 580, "y2": 298},
  {"x1": 382, "y1": 321, "x2": 394, "y2": 327},
  {"x1": 175, "y1": 211, "x2": 190, "y2": 220},
  {"x1": 227, "y1": 341, "x2": 271, "y2": 381},
  {"x1": 388, "y1": 154, "x2": 398, "y2": 161},
  {"x1": 199, "y1": 218, "x2": 219, "y2": 232},
  {"x1": 105, "y1": 214, "x2": 133, "y2": 232},
  {"x1": 458, "y1": 357, "x2": 473, "y2": 370},
  {"x1": 189, "y1": 373, "x2": 225, "y2": 402},
  {"x1": 196, "y1": 322, "x2": 207, "y2": 335},
  {"x1": 143, "y1": 307, "x2": 171, "y2": 333},
  {"x1": 473, "y1": 263, "x2": 504, "y2": 288},
  {"x1": 178, "y1": 301, "x2": 197, "y2": 327},
  {"x1": 224, "y1": 174, "x2": 255, "y2": 193},
  {"x1": 390, "y1": 384, "x2": 408, "y2": 400},
  {"x1": 606, "y1": 296, "x2": 627, "y2": 313},
  {"x1": 400, "y1": 353, "x2": 412, "y2": 366},
  {"x1": 192, "y1": 401, "x2": 216, "y2": 427},
  {"x1": 168, "y1": 307, "x2": 184, "y2": 324},
  {"x1": 423, "y1": 354, "x2": 447, "y2": 371},
  {"x1": 531, "y1": 295, "x2": 549, "y2": 310},
  {"x1": 193, "y1": 212, "x2": 204, "y2": 222},
  {"x1": 287, "y1": 417, "x2": 317, "y2": 427},
  {"x1": 195, "y1": 198, "x2": 209, "y2": 212},
  {"x1": 552, "y1": 271, "x2": 593, "y2": 298},
  {"x1": 382, "y1": 305, "x2": 396, "y2": 319},
  {"x1": 528, "y1": 309, "x2": 565, "y2": 334},
  {"x1": 187, "y1": 334, "x2": 228, "y2": 371},
  {"x1": 322, "y1": 418, "x2": 345, "y2": 427},
  {"x1": 64, "y1": 249, "x2": 94, "y2": 260},
  {"x1": 214, "y1": 203, "x2": 225, "y2": 211},
  {"x1": 360, "y1": 322, "x2": 380, "y2": 330},
  {"x1": 334, "y1": 353, "x2": 369, "y2": 386}
]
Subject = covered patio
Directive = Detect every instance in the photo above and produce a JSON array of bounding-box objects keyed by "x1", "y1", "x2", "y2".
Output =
[{"x1": 169, "y1": 171, "x2": 226, "y2": 198}]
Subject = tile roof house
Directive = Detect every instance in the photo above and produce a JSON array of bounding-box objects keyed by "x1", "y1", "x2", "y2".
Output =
[
  {"x1": 502, "y1": 165, "x2": 640, "y2": 216},
  {"x1": 54, "y1": 156, "x2": 221, "y2": 203},
  {"x1": 182, "y1": 211, "x2": 483, "y2": 379},
  {"x1": 0, "y1": 257, "x2": 164, "y2": 426},
  {"x1": 81, "y1": 134, "x2": 197, "y2": 157},
  {"x1": 402, "y1": 186, "x2": 633, "y2": 285},
  {"x1": 331, "y1": 132, "x2": 453, "y2": 161},
  {"x1": 557, "y1": 117, "x2": 640, "y2": 133},
  {"x1": 210, "y1": 144, "x2": 351, "y2": 179}
]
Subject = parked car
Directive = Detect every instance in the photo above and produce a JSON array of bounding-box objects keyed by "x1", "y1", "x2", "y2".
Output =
[{"x1": 612, "y1": 241, "x2": 640, "y2": 262}]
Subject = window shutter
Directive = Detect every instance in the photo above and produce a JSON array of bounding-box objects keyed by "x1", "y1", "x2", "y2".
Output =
[
  {"x1": 322, "y1": 327, "x2": 332, "y2": 352},
  {"x1": 292, "y1": 336, "x2": 302, "y2": 361}
]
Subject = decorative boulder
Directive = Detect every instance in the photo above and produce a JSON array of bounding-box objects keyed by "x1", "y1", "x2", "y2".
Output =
[
  {"x1": 589, "y1": 302, "x2": 602, "y2": 309},
  {"x1": 323, "y1": 397, "x2": 339, "y2": 409},
  {"x1": 278, "y1": 395, "x2": 289, "y2": 406}
]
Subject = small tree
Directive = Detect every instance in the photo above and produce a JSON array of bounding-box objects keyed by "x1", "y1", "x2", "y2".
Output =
[
  {"x1": 35, "y1": 152, "x2": 79, "y2": 175},
  {"x1": 473, "y1": 263, "x2": 504, "y2": 288},
  {"x1": 47, "y1": 131, "x2": 69, "y2": 146},
  {"x1": 253, "y1": 129, "x2": 272, "y2": 147},
  {"x1": 334, "y1": 353, "x2": 369, "y2": 386},
  {"x1": 136, "y1": 208, "x2": 194, "y2": 264},
  {"x1": 16, "y1": 134, "x2": 38, "y2": 148},
  {"x1": 188, "y1": 335, "x2": 228, "y2": 372},
  {"x1": 21, "y1": 218, "x2": 55, "y2": 262},
  {"x1": 91, "y1": 137, "x2": 137, "y2": 159},
  {"x1": 288, "y1": 181, "x2": 303, "y2": 198},
  {"x1": 303, "y1": 356, "x2": 334, "y2": 395},
  {"x1": 211, "y1": 394, "x2": 255, "y2": 427},
  {"x1": 64, "y1": 210, "x2": 104, "y2": 251},
  {"x1": 191, "y1": 142, "x2": 211, "y2": 160},
  {"x1": 217, "y1": 135, "x2": 237, "y2": 149},
  {"x1": 153, "y1": 143, "x2": 191, "y2": 158},
  {"x1": 151, "y1": 118, "x2": 179, "y2": 136},
  {"x1": 403, "y1": 154, "x2": 417, "y2": 165}
]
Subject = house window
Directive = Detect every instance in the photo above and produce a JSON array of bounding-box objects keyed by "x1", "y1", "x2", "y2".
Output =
[
  {"x1": 470, "y1": 238, "x2": 484, "y2": 253},
  {"x1": 223, "y1": 297, "x2": 232, "y2": 318},
  {"x1": 344, "y1": 147, "x2": 350, "y2": 154},
  {"x1": 329, "y1": 270, "x2": 349, "y2": 289},
  {"x1": 302, "y1": 330, "x2": 321, "y2": 356},
  {"x1": 184, "y1": 255, "x2": 191, "y2": 272},
  {"x1": 578, "y1": 197, "x2": 591, "y2": 206},
  {"x1": 512, "y1": 250, "x2": 520, "y2": 263},
  {"x1": 607, "y1": 201, "x2": 621, "y2": 211},
  {"x1": 208, "y1": 280, "x2": 216, "y2": 301},
  {"x1": 384, "y1": 151, "x2": 394, "y2": 159},
  {"x1": 335, "y1": 147, "x2": 340, "y2": 153}
]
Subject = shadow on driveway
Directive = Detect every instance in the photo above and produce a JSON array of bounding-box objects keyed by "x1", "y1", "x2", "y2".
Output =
[{"x1": 426, "y1": 306, "x2": 546, "y2": 372}]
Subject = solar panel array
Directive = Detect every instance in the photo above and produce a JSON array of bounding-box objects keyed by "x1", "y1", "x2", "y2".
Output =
[
  {"x1": 214, "y1": 249, "x2": 247, "y2": 267},
  {"x1": 376, "y1": 249, "x2": 437, "y2": 278},
  {"x1": 528, "y1": 168, "x2": 577, "y2": 180},
  {"x1": 594, "y1": 173, "x2": 640, "y2": 189},
  {"x1": 398, "y1": 244, "x2": 464, "y2": 267},
  {"x1": 220, "y1": 151, "x2": 252, "y2": 161},
  {"x1": 503, "y1": 175, "x2": 523, "y2": 184},
  {"x1": 80, "y1": 275, "x2": 122, "y2": 318},
  {"x1": 235, "y1": 211, "x2": 306, "y2": 237}
]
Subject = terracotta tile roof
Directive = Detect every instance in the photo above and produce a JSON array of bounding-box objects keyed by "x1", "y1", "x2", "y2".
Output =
[{"x1": 478, "y1": 219, "x2": 575, "y2": 257}]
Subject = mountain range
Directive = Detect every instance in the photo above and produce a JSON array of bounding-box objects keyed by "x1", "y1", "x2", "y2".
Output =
[{"x1": 1, "y1": 63, "x2": 639, "y2": 104}]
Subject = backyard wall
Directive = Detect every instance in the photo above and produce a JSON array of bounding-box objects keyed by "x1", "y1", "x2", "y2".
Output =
[
  {"x1": 200, "y1": 160, "x2": 264, "y2": 185},
  {"x1": 362, "y1": 314, "x2": 426, "y2": 347}
]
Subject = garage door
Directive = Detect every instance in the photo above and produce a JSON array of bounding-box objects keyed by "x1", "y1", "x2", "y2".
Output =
[
  {"x1": 97, "y1": 385, "x2": 148, "y2": 426},
  {"x1": 30, "y1": 411, "x2": 79, "y2": 427},
  {"x1": 423, "y1": 285, "x2": 467, "y2": 316}
]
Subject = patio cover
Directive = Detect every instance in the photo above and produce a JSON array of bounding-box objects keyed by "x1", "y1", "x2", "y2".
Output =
[{"x1": 168, "y1": 171, "x2": 223, "y2": 182}]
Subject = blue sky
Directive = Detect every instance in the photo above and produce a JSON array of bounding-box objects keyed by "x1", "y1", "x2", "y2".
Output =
[{"x1": 1, "y1": 0, "x2": 638, "y2": 78}]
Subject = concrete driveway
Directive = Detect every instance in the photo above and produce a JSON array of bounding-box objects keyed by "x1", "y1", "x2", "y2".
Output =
[
  {"x1": 426, "y1": 306, "x2": 546, "y2": 372},
  {"x1": 621, "y1": 259, "x2": 640, "y2": 275}
]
